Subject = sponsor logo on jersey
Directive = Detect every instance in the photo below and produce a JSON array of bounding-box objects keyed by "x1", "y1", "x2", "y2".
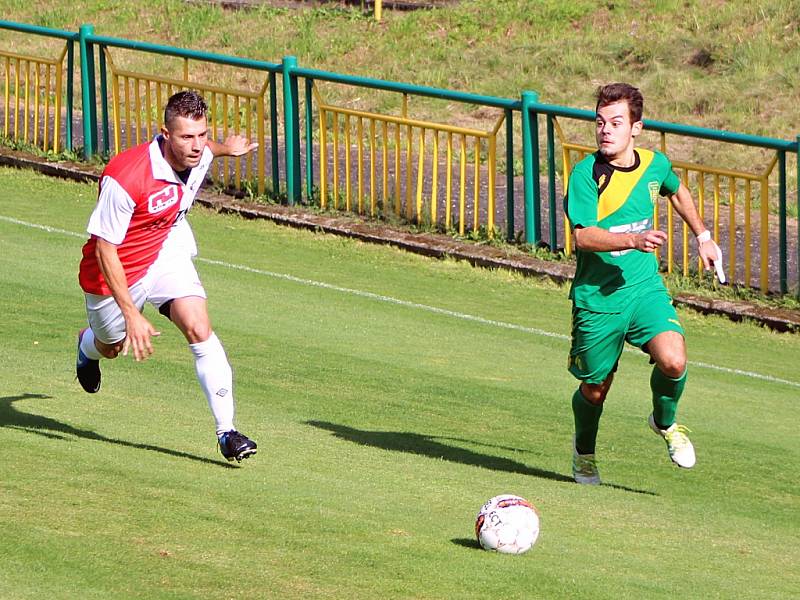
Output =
[
  {"x1": 608, "y1": 217, "x2": 653, "y2": 257},
  {"x1": 147, "y1": 185, "x2": 180, "y2": 214}
]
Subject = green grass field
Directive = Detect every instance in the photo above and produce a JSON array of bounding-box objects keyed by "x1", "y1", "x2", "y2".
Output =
[{"x1": 1, "y1": 166, "x2": 799, "y2": 599}]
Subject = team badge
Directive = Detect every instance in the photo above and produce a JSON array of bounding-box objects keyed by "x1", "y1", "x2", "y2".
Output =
[{"x1": 648, "y1": 181, "x2": 660, "y2": 203}]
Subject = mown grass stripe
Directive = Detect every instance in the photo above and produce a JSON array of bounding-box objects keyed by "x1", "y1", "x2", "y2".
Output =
[{"x1": 3, "y1": 213, "x2": 799, "y2": 390}]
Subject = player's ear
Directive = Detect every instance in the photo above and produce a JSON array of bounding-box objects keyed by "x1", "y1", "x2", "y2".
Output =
[
  {"x1": 631, "y1": 120, "x2": 643, "y2": 137},
  {"x1": 161, "y1": 125, "x2": 170, "y2": 139}
]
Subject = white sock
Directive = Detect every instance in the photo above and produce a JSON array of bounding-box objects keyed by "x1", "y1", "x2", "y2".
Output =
[
  {"x1": 189, "y1": 332, "x2": 235, "y2": 437},
  {"x1": 79, "y1": 328, "x2": 103, "y2": 361}
]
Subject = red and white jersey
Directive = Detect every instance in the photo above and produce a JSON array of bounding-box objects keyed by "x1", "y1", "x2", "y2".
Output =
[{"x1": 79, "y1": 136, "x2": 213, "y2": 295}]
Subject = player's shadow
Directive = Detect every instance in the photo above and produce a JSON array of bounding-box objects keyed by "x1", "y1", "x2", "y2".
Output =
[
  {"x1": 0, "y1": 393, "x2": 234, "y2": 468},
  {"x1": 307, "y1": 420, "x2": 573, "y2": 482},
  {"x1": 307, "y1": 420, "x2": 656, "y2": 495}
]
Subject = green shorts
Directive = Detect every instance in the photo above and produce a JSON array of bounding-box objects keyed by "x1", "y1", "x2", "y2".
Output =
[{"x1": 568, "y1": 285, "x2": 684, "y2": 384}]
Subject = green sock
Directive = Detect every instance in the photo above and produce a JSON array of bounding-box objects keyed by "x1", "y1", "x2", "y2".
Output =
[
  {"x1": 572, "y1": 388, "x2": 603, "y2": 455},
  {"x1": 651, "y1": 367, "x2": 687, "y2": 428}
]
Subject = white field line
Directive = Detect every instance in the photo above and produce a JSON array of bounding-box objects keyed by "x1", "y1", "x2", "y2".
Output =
[{"x1": 3, "y1": 214, "x2": 799, "y2": 390}]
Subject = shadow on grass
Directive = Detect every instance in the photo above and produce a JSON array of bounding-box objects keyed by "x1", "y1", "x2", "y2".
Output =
[
  {"x1": 0, "y1": 393, "x2": 234, "y2": 468},
  {"x1": 306, "y1": 420, "x2": 656, "y2": 495},
  {"x1": 451, "y1": 537, "x2": 482, "y2": 550}
]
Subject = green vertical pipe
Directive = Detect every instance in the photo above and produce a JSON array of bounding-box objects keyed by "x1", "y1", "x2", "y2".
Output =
[
  {"x1": 86, "y1": 36, "x2": 98, "y2": 153},
  {"x1": 65, "y1": 41, "x2": 74, "y2": 151},
  {"x1": 282, "y1": 55, "x2": 298, "y2": 205},
  {"x1": 546, "y1": 114, "x2": 557, "y2": 251},
  {"x1": 797, "y1": 136, "x2": 800, "y2": 299},
  {"x1": 78, "y1": 24, "x2": 95, "y2": 158},
  {"x1": 269, "y1": 72, "x2": 279, "y2": 198},
  {"x1": 305, "y1": 77, "x2": 314, "y2": 203},
  {"x1": 778, "y1": 150, "x2": 787, "y2": 294},
  {"x1": 291, "y1": 69, "x2": 301, "y2": 200},
  {"x1": 99, "y1": 45, "x2": 109, "y2": 155},
  {"x1": 521, "y1": 91, "x2": 541, "y2": 245},
  {"x1": 505, "y1": 108, "x2": 514, "y2": 242}
]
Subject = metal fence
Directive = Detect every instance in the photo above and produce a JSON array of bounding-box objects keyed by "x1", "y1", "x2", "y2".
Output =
[
  {"x1": 1, "y1": 19, "x2": 798, "y2": 297},
  {"x1": 521, "y1": 95, "x2": 799, "y2": 295}
]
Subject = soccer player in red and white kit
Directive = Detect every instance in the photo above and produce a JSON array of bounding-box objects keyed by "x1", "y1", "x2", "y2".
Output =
[{"x1": 76, "y1": 90, "x2": 259, "y2": 462}]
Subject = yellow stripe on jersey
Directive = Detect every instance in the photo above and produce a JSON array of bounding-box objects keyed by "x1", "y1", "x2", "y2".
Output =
[{"x1": 597, "y1": 149, "x2": 655, "y2": 222}]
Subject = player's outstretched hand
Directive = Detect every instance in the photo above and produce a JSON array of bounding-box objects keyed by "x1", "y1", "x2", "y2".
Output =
[
  {"x1": 635, "y1": 229, "x2": 668, "y2": 253},
  {"x1": 221, "y1": 134, "x2": 259, "y2": 157},
  {"x1": 699, "y1": 237, "x2": 726, "y2": 283},
  {"x1": 122, "y1": 312, "x2": 161, "y2": 362}
]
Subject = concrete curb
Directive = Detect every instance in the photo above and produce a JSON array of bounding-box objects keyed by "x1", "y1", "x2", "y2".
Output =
[{"x1": 1, "y1": 147, "x2": 798, "y2": 332}]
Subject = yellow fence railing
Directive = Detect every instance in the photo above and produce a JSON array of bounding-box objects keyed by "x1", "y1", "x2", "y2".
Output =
[
  {"x1": 555, "y1": 117, "x2": 777, "y2": 290},
  {"x1": 103, "y1": 49, "x2": 273, "y2": 195},
  {"x1": 1, "y1": 47, "x2": 67, "y2": 153},
  {"x1": 314, "y1": 87, "x2": 505, "y2": 236}
]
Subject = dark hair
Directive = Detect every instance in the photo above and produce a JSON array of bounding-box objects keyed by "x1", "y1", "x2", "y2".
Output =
[
  {"x1": 164, "y1": 90, "x2": 208, "y2": 128},
  {"x1": 595, "y1": 82, "x2": 644, "y2": 123}
]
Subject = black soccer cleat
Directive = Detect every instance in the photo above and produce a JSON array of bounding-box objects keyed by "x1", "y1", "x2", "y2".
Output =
[
  {"x1": 218, "y1": 430, "x2": 257, "y2": 462},
  {"x1": 76, "y1": 329, "x2": 101, "y2": 393}
]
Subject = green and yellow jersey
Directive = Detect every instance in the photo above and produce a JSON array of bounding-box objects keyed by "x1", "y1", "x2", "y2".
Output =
[{"x1": 564, "y1": 148, "x2": 680, "y2": 313}]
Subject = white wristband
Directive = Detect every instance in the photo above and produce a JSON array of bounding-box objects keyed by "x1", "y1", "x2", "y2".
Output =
[{"x1": 696, "y1": 230, "x2": 711, "y2": 243}]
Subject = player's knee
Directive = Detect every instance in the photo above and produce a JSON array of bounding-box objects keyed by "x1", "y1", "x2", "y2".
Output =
[
  {"x1": 98, "y1": 341, "x2": 122, "y2": 359},
  {"x1": 658, "y1": 353, "x2": 686, "y2": 378},
  {"x1": 183, "y1": 322, "x2": 212, "y2": 344},
  {"x1": 580, "y1": 383, "x2": 609, "y2": 405}
]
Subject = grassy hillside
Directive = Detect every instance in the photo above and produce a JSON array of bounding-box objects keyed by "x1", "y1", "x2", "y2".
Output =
[{"x1": 2, "y1": 0, "x2": 798, "y2": 140}]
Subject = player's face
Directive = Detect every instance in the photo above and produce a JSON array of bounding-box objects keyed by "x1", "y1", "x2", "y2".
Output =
[
  {"x1": 162, "y1": 115, "x2": 208, "y2": 171},
  {"x1": 595, "y1": 101, "x2": 642, "y2": 163}
]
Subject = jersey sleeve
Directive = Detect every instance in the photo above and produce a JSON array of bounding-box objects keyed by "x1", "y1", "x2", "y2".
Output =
[
  {"x1": 658, "y1": 153, "x2": 681, "y2": 196},
  {"x1": 564, "y1": 161, "x2": 598, "y2": 229},
  {"x1": 86, "y1": 175, "x2": 136, "y2": 245}
]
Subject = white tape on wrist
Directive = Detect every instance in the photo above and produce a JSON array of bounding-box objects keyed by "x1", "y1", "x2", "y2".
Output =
[{"x1": 696, "y1": 230, "x2": 711, "y2": 243}]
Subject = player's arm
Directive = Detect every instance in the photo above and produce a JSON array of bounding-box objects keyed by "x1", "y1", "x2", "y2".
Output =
[
  {"x1": 566, "y1": 161, "x2": 665, "y2": 254},
  {"x1": 94, "y1": 239, "x2": 160, "y2": 361},
  {"x1": 573, "y1": 226, "x2": 667, "y2": 253},
  {"x1": 206, "y1": 135, "x2": 258, "y2": 157},
  {"x1": 667, "y1": 182, "x2": 723, "y2": 276}
]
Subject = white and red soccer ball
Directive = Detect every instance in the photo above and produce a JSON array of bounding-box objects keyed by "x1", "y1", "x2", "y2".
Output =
[{"x1": 474, "y1": 494, "x2": 540, "y2": 554}]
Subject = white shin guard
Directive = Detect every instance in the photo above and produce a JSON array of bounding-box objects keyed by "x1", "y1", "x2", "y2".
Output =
[{"x1": 189, "y1": 332, "x2": 235, "y2": 436}]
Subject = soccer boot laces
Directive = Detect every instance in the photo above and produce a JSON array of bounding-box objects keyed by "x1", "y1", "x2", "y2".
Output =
[
  {"x1": 218, "y1": 430, "x2": 257, "y2": 462},
  {"x1": 648, "y1": 413, "x2": 696, "y2": 469},
  {"x1": 572, "y1": 436, "x2": 601, "y2": 485}
]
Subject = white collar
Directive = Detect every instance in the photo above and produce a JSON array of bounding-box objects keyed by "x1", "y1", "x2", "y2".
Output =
[{"x1": 148, "y1": 135, "x2": 212, "y2": 184}]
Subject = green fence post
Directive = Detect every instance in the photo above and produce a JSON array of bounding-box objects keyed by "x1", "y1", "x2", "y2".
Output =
[
  {"x1": 305, "y1": 78, "x2": 314, "y2": 203},
  {"x1": 282, "y1": 55, "x2": 299, "y2": 205},
  {"x1": 521, "y1": 91, "x2": 541, "y2": 245},
  {"x1": 99, "y1": 45, "x2": 109, "y2": 155},
  {"x1": 78, "y1": 24, "x2": 96, "y2": 158},
  {"x1": 65, "y1": 40, "x2": 74, "y2": 151},
  {"x1": 779, "y1": 150, "x2": 787, "y2": 294},
  {"x1": 269, "y1": 72, "x2": 279, "y2": 199},
  {"x1": 291, "y1": 70, "x2": 301, "y2": 199},
  {"x1": 505, "y1": 108, "x2": 514, "y2": 242},
  {"x1": 546, "y1": 114, "x2": 557, "y2": 251}
]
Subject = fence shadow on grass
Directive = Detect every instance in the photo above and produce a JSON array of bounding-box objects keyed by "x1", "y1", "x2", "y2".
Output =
[
  {"x1": 307, "y1": 420, "x2": 656, "y2": 496},
  {"x1": 0, "y1": 393, "x2": 235, "y2": 468}
]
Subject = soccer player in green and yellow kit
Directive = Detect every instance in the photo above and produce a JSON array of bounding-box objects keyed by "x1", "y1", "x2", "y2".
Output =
[{"x1": 564, "y1": 82, "x2": 724, "y2": 485}]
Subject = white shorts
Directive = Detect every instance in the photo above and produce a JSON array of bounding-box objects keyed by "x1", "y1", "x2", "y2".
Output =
[{"x1": 85, "y1": 252, "x2": 206, "y2": 345}]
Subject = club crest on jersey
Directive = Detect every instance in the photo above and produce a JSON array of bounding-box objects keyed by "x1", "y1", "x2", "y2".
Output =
[
  {"x1": 148, "y1": 185, "x2": 180, "y2": 214},
  {"x1": 648, "y1": 181, "x2": 660, "y2": 203}
]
